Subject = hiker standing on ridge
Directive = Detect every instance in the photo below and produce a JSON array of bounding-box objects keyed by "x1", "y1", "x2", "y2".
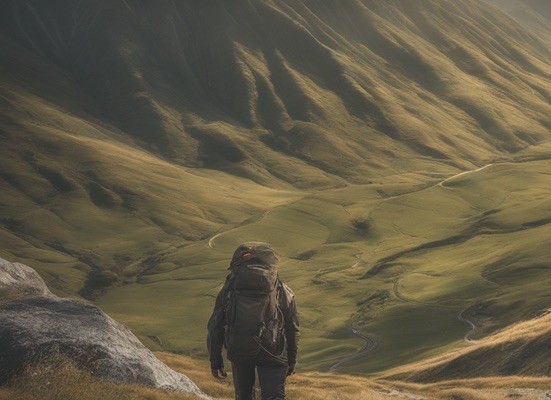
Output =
[{"x1": 207, "y1": 242, "x2": 300, "y2": 400}]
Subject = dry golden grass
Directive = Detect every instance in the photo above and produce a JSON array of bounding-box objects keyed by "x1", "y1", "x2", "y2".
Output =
[
  {"x1": 158, "y1": 352, "x2": 403, "y2": 399},
  {"x1": 382, "y1": 312, "x2": 551, "y2": 382},
  {"x1": 0, "y1": 355, "x2": 201, "y2": 400},
  {"x1": 2, "y1": 351, "x2": 550, "y2": 400},
  {"x1": 157, "y1": 353, "x2": 551, "y2": 400},
  {"x1": 157, "y1": 352, "x2": 406, "y2": 400}
]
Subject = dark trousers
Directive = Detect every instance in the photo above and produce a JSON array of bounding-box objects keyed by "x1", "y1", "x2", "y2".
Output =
[{"x1": 231, "y1": 361, "x2": 288, "y2": 400}]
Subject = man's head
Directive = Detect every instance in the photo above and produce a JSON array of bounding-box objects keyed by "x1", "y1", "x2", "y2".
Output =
[{"x1": 229, "y1": 242, "x2": 278, "y2": 269}]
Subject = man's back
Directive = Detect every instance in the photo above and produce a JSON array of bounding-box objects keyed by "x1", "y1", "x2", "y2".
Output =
[{"x1": 206, "y1": 242, "x2": 299, "y2": 400}]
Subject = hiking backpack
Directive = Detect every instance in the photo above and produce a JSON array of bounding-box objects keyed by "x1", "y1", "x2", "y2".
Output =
[{"x1": 223, "y1": 242, "x2": 285, "y2": 361}]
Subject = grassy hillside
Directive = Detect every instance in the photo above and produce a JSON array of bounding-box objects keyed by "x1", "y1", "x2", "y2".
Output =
[
  {"x1": 385, "y1": 311, "x2": 551, "y2": 381},
  {"x1": 162, "y1": 351, "x2": 551, "y2": 400},
  {"x1": 1, "y1": 0, "x2": 551, "y2": 380},
  {"x1": 2, "y1": 351, "x2": 551, "y2": 400},
  {"x1": 2, "y1": 0, "x2": 550, "y2": 183},
  {"x1": 94, "y1": 145, "x2": 551, "y2": 374}
]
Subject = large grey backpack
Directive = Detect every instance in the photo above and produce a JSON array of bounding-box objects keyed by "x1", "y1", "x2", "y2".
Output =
[{"x1": 224, "y1": 242, "x2": 284, "y2": 361}]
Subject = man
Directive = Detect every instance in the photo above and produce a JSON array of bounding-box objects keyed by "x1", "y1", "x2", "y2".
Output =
[{"x1": 207, "y1": 242, "x2": 299, "y2": 400}]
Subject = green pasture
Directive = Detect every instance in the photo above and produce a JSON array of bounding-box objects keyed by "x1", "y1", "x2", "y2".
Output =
[
  {"x1": 5, "y1": 146, "x2": 551, "y2": 374},
  {"x1": 94, "y1": 152, "x2": 551, "y2": 375},
  {"x1": 1, "y1": 59, "x2": 550, "y2": 373},
  {"x1": 3, "y1": 132, "x2": 551, "y2": 374}
]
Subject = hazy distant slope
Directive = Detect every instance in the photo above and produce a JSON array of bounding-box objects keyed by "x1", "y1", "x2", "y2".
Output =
[
  {"x1": 1, "y1": 0, "x2": 550, "y2": 184},
  {"x1": 492, "y1": 0, "x2": 551, "y2": 22},
  {"x1": 485, "y1": 0, "x2": 551, "y2": 38}
]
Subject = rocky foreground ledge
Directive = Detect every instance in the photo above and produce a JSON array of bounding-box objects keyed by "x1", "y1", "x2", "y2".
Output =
[{"x1": 0, "y1": 257, "x2": 209, "y2": 398}]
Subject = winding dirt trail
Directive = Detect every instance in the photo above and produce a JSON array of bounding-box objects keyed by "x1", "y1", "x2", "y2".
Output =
[
  {"x1": 208, "y1": 233, "x2": 222, "y2": 249},
  {"x1": 351, "y1": 253, "x2": 363, "y2": 268},
  {"x1": 327, "y1": 165, "x2": 500, "y2": 372},
  {"x1": 458, "y1": 309, "x2": 477, "y2": 342},
  {"x1": 437, "y1": 164, "x2": 494, "y2": 188},
  {"x1": 392, "y1": 279, "x2": 452, "y2": 309},
  {"x1": 393, "y1": 279, "x2": 478, "y2": 342},
  {"x1": 329, "y1": 327, "x2": 379, "y2": 372},
  {"x1": 207, "y1": 209, "x2": 276, "y2": 249}
]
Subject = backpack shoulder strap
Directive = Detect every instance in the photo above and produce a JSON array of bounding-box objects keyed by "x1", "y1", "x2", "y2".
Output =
[
  {"x1": 277, "y1": 280, "x2": 294, "y2": 309},
  {"x1": 221, "y1": 271, "x2": 236, "y2": 308}
]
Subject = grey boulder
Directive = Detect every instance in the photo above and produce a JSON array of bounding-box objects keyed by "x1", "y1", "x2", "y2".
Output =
[
  {"x1": 0, "y1": 258, "x2": 52, "y2": 299},
  {"x1": 0, "y1": 257, "x2": 209, "y2": 398}
]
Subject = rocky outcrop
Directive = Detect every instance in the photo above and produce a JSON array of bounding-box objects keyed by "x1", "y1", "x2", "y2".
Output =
[
  {"x1": 0, "y1": 257, "x2": 208, "y2": 398},
  {"x1": 0, "y1": 258, "x2": 53, "y2": 300}
]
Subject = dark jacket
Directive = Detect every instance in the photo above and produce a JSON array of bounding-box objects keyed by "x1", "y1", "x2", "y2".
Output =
[{"x1": 207, "y1": 274, "x2": 299, "y2": 370}]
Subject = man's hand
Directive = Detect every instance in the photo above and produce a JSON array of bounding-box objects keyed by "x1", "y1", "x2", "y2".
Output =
[
  {"x1": 211, "y1": 367, "x2": 228, "y2": 379},
  {"x1": 286, "y1": 364, "x2": 296, "y2": 376}
]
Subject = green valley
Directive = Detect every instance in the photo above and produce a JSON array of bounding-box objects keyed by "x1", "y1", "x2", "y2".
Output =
[{"x1": 1, "y1": 0, "x2": 550, "y2": 385}]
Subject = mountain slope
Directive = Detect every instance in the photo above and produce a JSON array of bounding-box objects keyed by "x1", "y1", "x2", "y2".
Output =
[
  {"x1": 385, "y1": 311, "x2": 551, "y2": 381},
  {"x1": 1, "y1": 0, "x2": 551, "y2": 377},
  {"x1": 1, "y1": 0, "x2": 551, "y2": 293},
  {"x1": 1, "y1": 0, "x2": 551, "y2": 184}
]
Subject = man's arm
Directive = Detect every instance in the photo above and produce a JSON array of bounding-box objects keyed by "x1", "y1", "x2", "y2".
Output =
[
  {"x1": 280, "y1": 283, "x2": 300, "y2": 373},
  {"x1": 206, "y1": 278, "x2": 230, "y2": 374}
]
